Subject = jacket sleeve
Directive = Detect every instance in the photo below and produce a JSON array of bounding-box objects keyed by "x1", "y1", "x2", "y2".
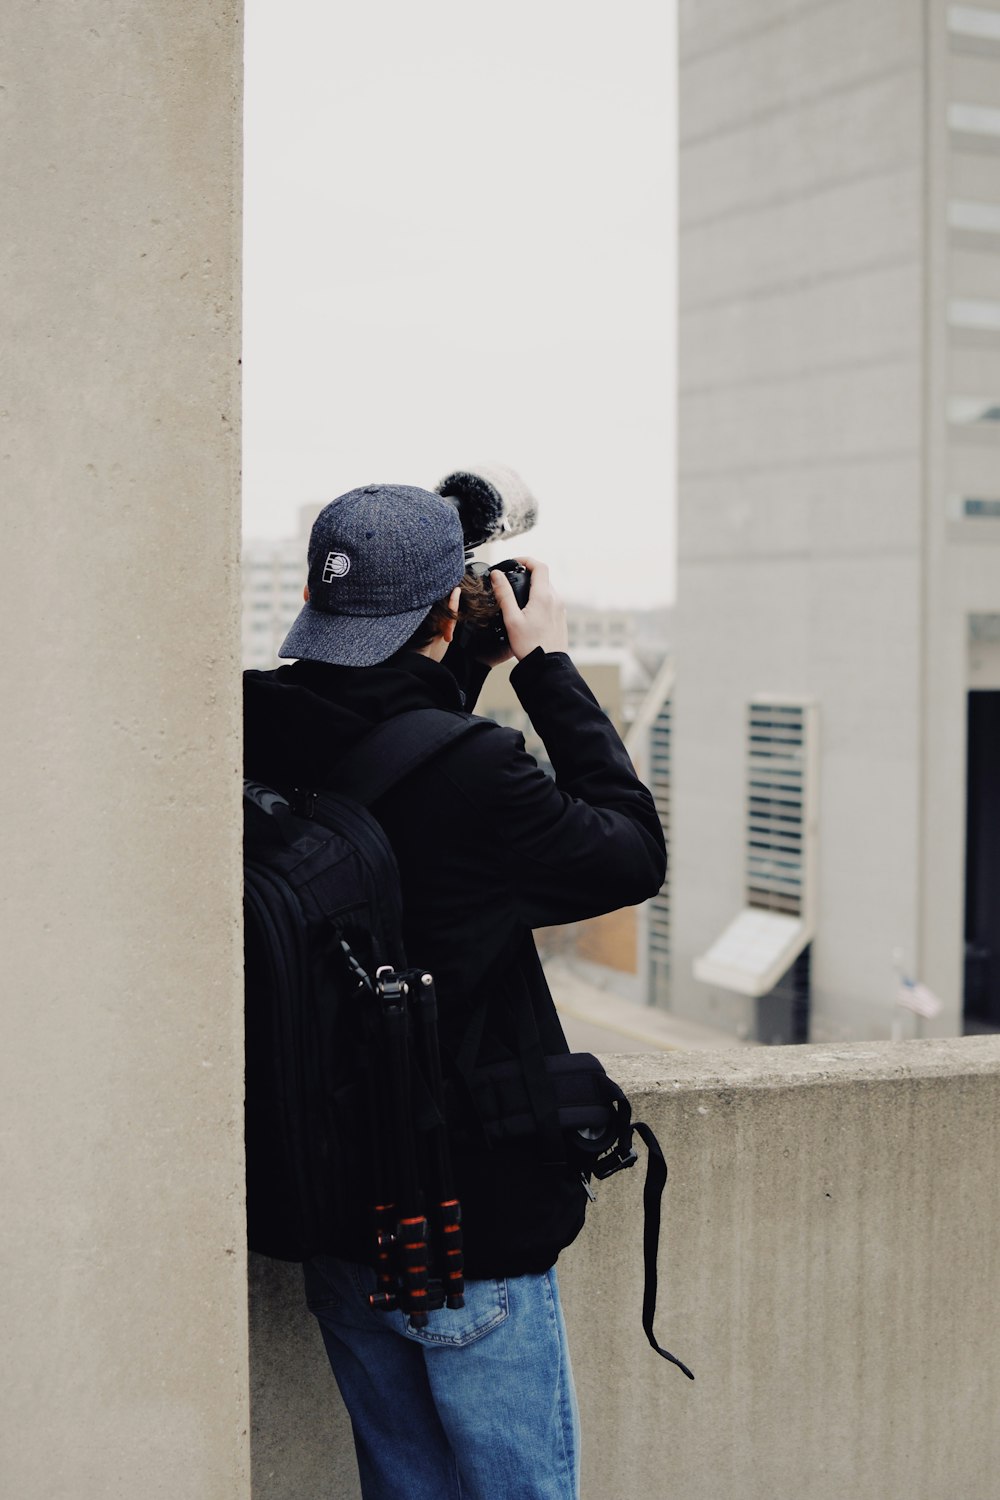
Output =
[{"x1": 489, "y1": 648, "x2": 666, "y2": 928}]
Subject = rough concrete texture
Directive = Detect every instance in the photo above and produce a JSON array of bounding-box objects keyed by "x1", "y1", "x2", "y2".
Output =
[
  {"x1": 250, "y1": 1038, "x2": 1000, "y2": 1500},
  {"x1": 248, "y1": 1256, "x2": 359, "y2": 1500},
  {"x1": 1, "y1": 3, "x2": 246, "y2": 1496},
  {"x1": 563, "y1": 1039, "x2": 1000, "y2": 1500}
]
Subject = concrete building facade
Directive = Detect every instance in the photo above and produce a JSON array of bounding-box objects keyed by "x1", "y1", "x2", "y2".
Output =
[{"x1": 672, "y1": 0, "x2": 1000, "y2": 1042}]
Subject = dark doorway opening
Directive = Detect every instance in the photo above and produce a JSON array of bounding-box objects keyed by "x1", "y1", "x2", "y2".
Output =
[
  {"x1": 756, "y1": 945, "x2": 811, "y2": 1045},
  {"x1": 964, "y1": 690, "x2": 1000, "y2": 1032}
]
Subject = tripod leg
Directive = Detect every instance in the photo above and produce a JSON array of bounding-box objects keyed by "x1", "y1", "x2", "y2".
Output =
[
  {"x1": 377, "y1": 971, "x2": 431, "y2": 1326},
  {"x1": 413, "y1": 972, "x2": 465, "y2": 1309}
]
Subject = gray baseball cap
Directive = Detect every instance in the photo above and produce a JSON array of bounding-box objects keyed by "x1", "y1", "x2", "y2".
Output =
[{"x1": 278, "y1": 483, "x2": 466, "y2": 667}]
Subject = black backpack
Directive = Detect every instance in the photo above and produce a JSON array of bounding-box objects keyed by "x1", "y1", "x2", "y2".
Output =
[
  {"x1": 244, "y1": 708, "x2": 484, "y2": 1313},
  {"x1": 244, "y1": 706, "x2": 694, "y2": 1374}
]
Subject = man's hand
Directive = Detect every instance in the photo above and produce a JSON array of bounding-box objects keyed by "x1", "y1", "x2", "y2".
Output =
[{"x1": 489, "y1": 558, "x2": 569, "y2": 662}]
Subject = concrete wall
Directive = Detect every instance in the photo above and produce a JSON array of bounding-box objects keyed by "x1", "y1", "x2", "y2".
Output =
[
  {"x1": 249, "y1": 1037, "x2": 1000, "y2": 1499},
  {"x1": 1, "y1": 3, "x2": 246, "y2": 1496}
]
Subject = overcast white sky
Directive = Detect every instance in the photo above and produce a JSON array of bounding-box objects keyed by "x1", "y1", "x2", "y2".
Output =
[{"x1": 243, "y1": 1, "x2": 677, "y2": 607}]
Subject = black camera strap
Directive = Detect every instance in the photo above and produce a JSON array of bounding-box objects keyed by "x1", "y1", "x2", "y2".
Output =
[{"x1": 632, "y1": 1120, "x2": 695, "y2": 1380}]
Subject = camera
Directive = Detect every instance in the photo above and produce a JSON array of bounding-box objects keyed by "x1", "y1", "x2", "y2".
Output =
[
  {"x1": 466, "y1": 558, "x2": 531, "y2": 650},
  {"x1": 435, "y1": 465, "x2": 537, "y2": 653}
]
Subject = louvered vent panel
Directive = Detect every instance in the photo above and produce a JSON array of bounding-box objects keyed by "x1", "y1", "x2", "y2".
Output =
[
  {"x1": 648, "y1": 697, "x2": 671, "y2": 997},
  {"x1": 746, "y1": 702, "x2": 808, "y2": 917}
]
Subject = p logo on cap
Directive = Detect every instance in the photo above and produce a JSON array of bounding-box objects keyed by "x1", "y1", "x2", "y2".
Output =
[{"x1": 322, "y1": 551, "x2": 351, "y2": 582}]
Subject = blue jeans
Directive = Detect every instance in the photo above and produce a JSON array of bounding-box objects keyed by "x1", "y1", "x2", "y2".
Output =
[{"x1": 303, "y1": 1256, "x2": 580, "y2": 1500}]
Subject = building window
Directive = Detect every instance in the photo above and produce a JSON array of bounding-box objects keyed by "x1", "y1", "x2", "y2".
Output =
[
  {"x1": 746, "y1": 702, "x2": 810, "y2": 917},
  {"x1": 963, "y1": 497, "x2": 1000, "y2": 517},
  {"x1": 693, "y1": 699, "x2": 818, "y2": 1039},
  {"x1": 948, "y1": 102, "x2": 1000, "y2": 138},
  {"x1": 948, "y1": 5, "x2": 1000, "y2": 43},
  {"x1": 648, "y1": 697, "x2": 671, "y2": 1003},
  {"x1": 948, "y1": 397, "x2": 1000, "y2": 425},
  {"x1": 949, "y1": 298, "x2": 1000, "y2": 333},
  {"x1": 948, "y1": 199, "x2": 1000, "y2": 234}
]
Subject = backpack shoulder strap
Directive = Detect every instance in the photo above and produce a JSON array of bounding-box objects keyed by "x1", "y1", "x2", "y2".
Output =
[{"x1": 332, "y1": 707, "x2": 488, "y2": 807}]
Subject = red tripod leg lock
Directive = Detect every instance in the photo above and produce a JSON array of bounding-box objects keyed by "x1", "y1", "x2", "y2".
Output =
[
  {"x1": 438, "y1": 1198, "x2": 465, "y2": 1308},
  {"x1": 397, "y1": 1213, "x2": 431, "y2": 1326}
]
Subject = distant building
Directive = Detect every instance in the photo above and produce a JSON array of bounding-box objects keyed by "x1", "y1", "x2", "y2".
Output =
[
  {"x1": 467, "y1": 614, "x2": 672, "y2": 1002},
  {"x1": 474, "y1": 652, "x2": 627, "y2": 770},
  {"x1": 521, "y1": 655, "x2": 675, "y2": 1009},
  {"x1": 566, "y1": 606, "x2": 633, "y2": 654},
  {"x1": 241, "y1": 507, "x2": 312, "y2": 669},
  {"x1": 671, "y1": 0, "x2": 1000, "y2": 1043}
]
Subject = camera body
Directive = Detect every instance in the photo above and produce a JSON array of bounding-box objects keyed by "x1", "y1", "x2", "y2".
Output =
[{"x1": 466, "y1": 558, "x2": 531, "y2": 650}]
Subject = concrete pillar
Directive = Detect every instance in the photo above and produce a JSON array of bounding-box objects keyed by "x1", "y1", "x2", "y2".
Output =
[{"x1": 1, "y1": 3, "x2": 246, "y2": 1496}]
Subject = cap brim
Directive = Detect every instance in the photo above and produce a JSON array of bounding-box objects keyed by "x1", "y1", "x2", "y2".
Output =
[{"x1": 277, "y1": 600, "x2": 432, "y2": 667}]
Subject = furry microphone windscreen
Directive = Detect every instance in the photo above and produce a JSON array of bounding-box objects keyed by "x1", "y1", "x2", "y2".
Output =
[{"x1": 436, "y1": 463, "x2": 539, "y2": 552}]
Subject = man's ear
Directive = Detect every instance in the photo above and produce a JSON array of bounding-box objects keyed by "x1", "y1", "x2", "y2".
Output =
[
  {"x1": 303, "y1": 585, "x2": 310, "y2": 603},
  {"x1": 440, "y1": 585, "x2": 462, "y2": 644}
]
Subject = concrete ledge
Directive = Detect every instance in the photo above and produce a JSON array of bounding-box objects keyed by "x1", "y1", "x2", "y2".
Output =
[
  {"x1": 562, "y1": 1037, "x2": 1000, "y2": 1500},
  {"x1": 546, "y1": 957, "x2": 752, "y2": 1053},
  {"x1": 607, "y1": 1032, "x2": 1000, "y2": 1087},
  {"x1": 250, "y1": 1038, "x2": 1000, "y2": 1499}
]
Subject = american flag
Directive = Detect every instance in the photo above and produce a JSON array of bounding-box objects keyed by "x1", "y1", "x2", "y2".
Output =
[{"x1": 897, "y1": 979, "x2": 943, "y2": 1020}]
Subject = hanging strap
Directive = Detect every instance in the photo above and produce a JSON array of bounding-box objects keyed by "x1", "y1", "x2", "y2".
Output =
[
  {"x1": 332, "y1": 708, "x2": 488, "y2": 807},
  {"x1": 633, "y1": 1121, "x2": 695, "y2": 1380}
]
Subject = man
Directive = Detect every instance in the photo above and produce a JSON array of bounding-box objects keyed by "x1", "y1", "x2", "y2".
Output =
[{"x1": 243, "y1": 483, "x2": 666, "y2": 1500}]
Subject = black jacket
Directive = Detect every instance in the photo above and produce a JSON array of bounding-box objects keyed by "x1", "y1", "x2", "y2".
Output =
[{"x1": 243, "y1": 646, "x2": 666, "y2": 1275}]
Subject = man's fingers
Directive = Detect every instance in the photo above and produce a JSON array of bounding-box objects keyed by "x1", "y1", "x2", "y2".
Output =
[
  {"x1": 489, "y1": 567, "x2": 519, "y2": 610},
  {"x1": 488, "y1": 556, "x2": 566, "y2": 660},
  {"x1": 514, "y1": 556, "x2": 549, "y2": 587}
]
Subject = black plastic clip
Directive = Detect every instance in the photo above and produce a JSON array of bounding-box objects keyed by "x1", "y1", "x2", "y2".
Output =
[
  {"x1": 592, "y1": 1144, "x2": 639, "y2": 1181},
  {"x1": 290, "y1": 786, "x2": 317, "y2": 819},
  {"x1": 375, "y1": 966, "x2": 409, "y2": 1010}
]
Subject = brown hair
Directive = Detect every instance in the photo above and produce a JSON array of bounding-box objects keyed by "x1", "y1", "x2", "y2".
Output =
[{"x1": 401, "y1": 569, "x2": 499, "y2": 652}]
